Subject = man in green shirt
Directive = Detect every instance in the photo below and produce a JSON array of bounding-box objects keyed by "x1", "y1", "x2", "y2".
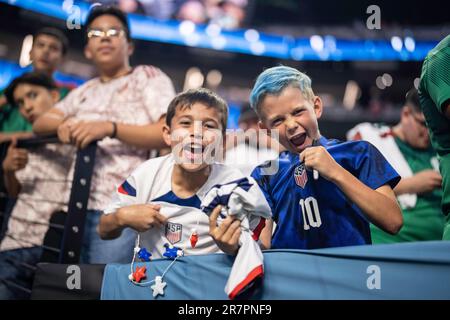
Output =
[
  {"x1": 0, "y1": 27, "x2": 70, "y2": 139},
  {"x1": 419, "y1": 35, "x2": 450, "y2": 241},
  {"x1": 348, "y1": 89, "x2": 444, "y2": 243}
]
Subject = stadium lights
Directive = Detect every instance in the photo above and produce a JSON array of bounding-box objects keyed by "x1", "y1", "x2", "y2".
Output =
[
  {"x1": 1, "y1": 0, "x2": 439, "y2": 62},
  {"x1": 324, "y1": 35, "x2": 337, "y2": 53},
  {"x1": 376, "y1": 76, "x2": 386, "y2": 90},
  {"x1": 211, "y1": 36, "x2": 227, "y2": 50},
  {"x1": 183, "y1": 67, "x2": 204, "y2": 91},
  {"x1": 184, "y1": 33, "x2": 201, "y2": 47},
  {"x1": 381, "y1": 73, "x2": 393, "y2": 87},
  {"x1": 290, "y1": 47, "x2": 304, "y2": 61},
  {"x1": 244, "y1": 29, "x2": 260, "y2": 43},
  {"x1": 391, "y1": 36, "x2": 403, "y2": 52},
  {"x1": 250, "y1": 41, "x2": 265, "y2": 55},
  {"x1": 206, "y1": 23, "x2": 221, "y2": 38},
  {"x1": 404, "y1": 37, "x2": 416, "y2": 52},
  {"x1": 310, "y1": 35, "x2": 324, "y2": 52},
  {"x1": 179, "y1": 20, "x2": 196, "y2": 36},
  {"x1": 206, "y1": 70, "x2": 222, "y2": 88}
]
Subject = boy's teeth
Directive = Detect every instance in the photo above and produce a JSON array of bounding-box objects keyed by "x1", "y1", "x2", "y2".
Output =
[{"x1": 190, "y1": 144, "x2": 203, "y2": 151}]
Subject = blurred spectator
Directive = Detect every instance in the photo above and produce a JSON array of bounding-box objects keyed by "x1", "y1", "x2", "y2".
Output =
[
  {"x1": 0, "y1": 72, "x2": 75, "y2": 300},
  {"x1": 91, "y1": 0, "x2": 248, "y2": 29},
  {"x1": 118, "y1": 0, "x2": 143, "y2": 13},
  {"x1": 138, "y1": 0, "x2": 175, "y2": 19},
  {"x1": 418, "y1": 34, "x2": 450, "y2": 241},
  {"x1": 90, "y1": 0, "x2": 176, "y2": 19},
  {"x1": 224, "y1": 105, "x2": 280, "y2": 175},
  {"x1": 33, "y1": 6, "x2": 175, "y2": 264},
  {"x1": 347, "y1": 89, "x2": 444, "y2": 243},
  {"x1": 0, "y1": 27, "x2": 71, "y2": 142},
  {"x1": 89, "y1": 0, "x2": 147, "y2": 14},
  {"x1": 176, "y1": 0, "x2": 208, "y2": 24},
  {"x1": 207, "y1": 0, "x2": 246, "y2": 29}
]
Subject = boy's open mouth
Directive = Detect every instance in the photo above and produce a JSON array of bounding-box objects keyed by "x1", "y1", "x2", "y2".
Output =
[
  {"x1": 182, "y1": 143, "x2": 205, "y2": 161},
  {"x1": 289, "y1": 132, "x2": 307, "y2": 147}
]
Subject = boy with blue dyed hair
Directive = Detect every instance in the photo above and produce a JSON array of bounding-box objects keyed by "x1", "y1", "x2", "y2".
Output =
[{"x1": 251, "y1": 66, "x2": 403, "y2": 249}]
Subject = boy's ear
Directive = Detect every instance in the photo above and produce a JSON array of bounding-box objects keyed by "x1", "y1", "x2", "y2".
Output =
[
  {"x1": 29, "y1": 46, "x2": 34, "y2": 62},
  {"x1": 162, "y1": 124, "x2": 172, "y2": 147},
  {"x1": 127, "y1": 41, "x2": 135, "y2": 57},
  {"x1": 258, "y1": 120, "x2": 268, "y2": 131},
  {"x1": 50, "y1": 89, "x2": 60, "y2": 104},
  {"x1": 313, "y1": 96, "x2": 323, "y2": 119},
  {"x1": 401, "y1": 105, "x2": 411, "y2": 118}
]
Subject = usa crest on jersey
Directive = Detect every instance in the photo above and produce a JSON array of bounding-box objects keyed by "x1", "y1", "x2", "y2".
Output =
[
  {"x1": 165, "y1": 222, "x2": 182, "y2": 244},
  {"x1": 294, "y1": 164, "x2": 308, "y2": 189}
]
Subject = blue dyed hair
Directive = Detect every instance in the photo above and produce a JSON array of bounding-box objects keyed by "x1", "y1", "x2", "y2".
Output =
[{"x1": 250, "y1": 66, "x2": 315, "y2": 114}]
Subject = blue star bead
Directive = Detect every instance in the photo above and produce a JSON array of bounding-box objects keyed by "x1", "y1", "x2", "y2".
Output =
[
  {"x1": 163, "y1": 243, "x2": 182, "y2": 260},
  {"x1": 138, "y1": 248, "x2": 152, "y2": 262}
]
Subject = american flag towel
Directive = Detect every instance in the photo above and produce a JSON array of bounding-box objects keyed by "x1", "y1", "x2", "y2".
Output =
[{"x1": 201, "y1": 177, "x2": 272, "y2": 299}]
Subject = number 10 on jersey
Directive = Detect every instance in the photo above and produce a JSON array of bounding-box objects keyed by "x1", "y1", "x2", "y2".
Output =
[{"x1": 300, "y1": 197, "x2": 322, "y2": 230}]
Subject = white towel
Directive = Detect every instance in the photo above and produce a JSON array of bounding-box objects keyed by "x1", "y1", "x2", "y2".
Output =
[{"x1": 201, "y1": 177, "x2": 272, "y2": 299}]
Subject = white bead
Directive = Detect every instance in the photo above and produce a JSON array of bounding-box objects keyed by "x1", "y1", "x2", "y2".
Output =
[
  {"x1": 128, "y1": 273, "x2": 134, "y2": 281},
  {"x1": 134, "y1": 246, "x2": 141, "y2": 253},
  {"x1": 191, "y1": 228, "x2": 197, "y2": 234},
  {"x1": 177, "y1": 250, "x2": 184, "y2": 257}
]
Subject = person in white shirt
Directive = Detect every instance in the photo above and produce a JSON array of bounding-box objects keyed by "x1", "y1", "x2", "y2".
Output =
[{"x1": 33, "y1": 6, "x2": 176, "y2": 263}]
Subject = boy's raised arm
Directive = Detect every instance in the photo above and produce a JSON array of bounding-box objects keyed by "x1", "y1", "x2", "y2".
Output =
[
  {"x1": 332, "y1": 169, "x2": 403, "y2": 235},
  {"x1": 300, "y1": 145, "x2": 403, "y2": 235}
]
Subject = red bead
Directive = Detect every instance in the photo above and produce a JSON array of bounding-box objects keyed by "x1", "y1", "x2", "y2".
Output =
[{"x1": 190, "y1": 232, "x2": 198, "y2": 248}]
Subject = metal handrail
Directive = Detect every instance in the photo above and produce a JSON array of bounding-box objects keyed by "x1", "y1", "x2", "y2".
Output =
[{"x1": 0, "y1": 135, "x2": 97, "y2": 263}]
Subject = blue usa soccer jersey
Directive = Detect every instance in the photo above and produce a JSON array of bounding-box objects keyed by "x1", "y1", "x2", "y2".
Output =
[{"x1": 251, "y1": 136, "x2": 401, "y2": 249}]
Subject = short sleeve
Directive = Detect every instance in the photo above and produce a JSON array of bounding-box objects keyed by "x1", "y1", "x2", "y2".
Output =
[
  {"x1": 53, "y1": 88, "x2": 77, "y2": 118},
  {"x1": 351, "y1": 141, "x2": 401, "y2": 191},
  {"x1": 420, "y1": 47, "x2": 450, "y2": 113},
  {"x1": 141, "y1": 67, "x2": 176, "y2": 123},
  {"x1": 103, "y1": 174, "x2": 138, "y2": 214},
  {"x1": 250, "y1": 165, "x2": 275, "y2": 215}
]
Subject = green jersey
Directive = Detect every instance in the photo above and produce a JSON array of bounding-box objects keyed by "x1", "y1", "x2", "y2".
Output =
[
  {"x1": 419, "y1": 34, "x2": 450, "y2": 240},
  {"x1": 0, "y1": 86, "x2": 70, "y2": 133},
  {"x1": 371, "y1": 137, "x2": 444, "y2": 243}
]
